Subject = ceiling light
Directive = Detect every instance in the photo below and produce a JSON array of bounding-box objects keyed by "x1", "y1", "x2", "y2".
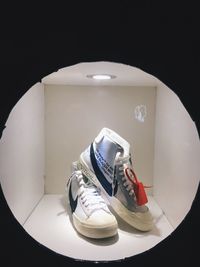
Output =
[{"x1": 86, "y1": 74, "x2": 116, "y2": 80}]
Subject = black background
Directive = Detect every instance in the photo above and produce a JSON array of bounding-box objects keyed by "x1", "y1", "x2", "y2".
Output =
[{"x1": 0, "y1": 2, "x2": 199, "y2": 266}]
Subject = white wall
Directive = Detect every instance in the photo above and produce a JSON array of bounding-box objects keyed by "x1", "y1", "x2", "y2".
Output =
[
  {"x1": 44, "y1": 85, "x2": 156, "y2": 194},
  {"x1": 0, "y1": 83, "x2": 45, "y2": 225},
  {"x1": 153, "y1": 81, "x2": 200, "y2": 228}
]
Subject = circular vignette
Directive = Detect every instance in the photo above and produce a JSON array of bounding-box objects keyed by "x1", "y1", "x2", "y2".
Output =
[{"x1": 0, "y1": 57, "x2": 199, "y2": 265}]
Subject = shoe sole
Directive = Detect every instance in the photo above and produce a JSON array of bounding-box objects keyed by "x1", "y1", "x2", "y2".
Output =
[
  {"x1": 73, "y1": 213, "x2": 118, "y2": 239},
  {"x1": 79, "y1": 153, "x2": 154, "y2": 232}
]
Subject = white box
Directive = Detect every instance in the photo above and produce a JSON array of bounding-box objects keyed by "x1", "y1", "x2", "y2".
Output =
[{"x1": 0, "y1": 62, "x2": 199, "y2": 261}]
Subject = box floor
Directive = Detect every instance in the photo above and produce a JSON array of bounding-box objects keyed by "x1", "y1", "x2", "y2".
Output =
[{"x1": 23, "y1": 195, "x2": 173, "y2": 261}]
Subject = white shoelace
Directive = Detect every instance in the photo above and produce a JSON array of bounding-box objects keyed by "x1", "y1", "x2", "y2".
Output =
[
  {"x1": 76, "y1": 171, "x2": 109, "y2": 215},
  {"x1": 115, "y1": 156, "x2": 135, "y2": 196}
]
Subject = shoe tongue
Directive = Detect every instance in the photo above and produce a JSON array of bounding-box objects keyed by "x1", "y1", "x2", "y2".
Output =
[
  {"x1": 107, "y1": 131, "x2": 130, "y2": 158},
  {"x1": 115, "y1": 151, "x2": 131, "y2": 165},
  {"x1": 95, "y1": 128, "x2": 130, "y2": 157}
]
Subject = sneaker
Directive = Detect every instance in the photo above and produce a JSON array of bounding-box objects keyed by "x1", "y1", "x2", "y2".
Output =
[
  {"x1": 78, "y1": 128, "x2": 154, "y2": 231},
  {"x1": 66, "y1": 162, "x2": 118, "y2": 239}
]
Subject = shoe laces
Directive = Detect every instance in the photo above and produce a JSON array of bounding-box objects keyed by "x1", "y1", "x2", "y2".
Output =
[
  {"x1": 116, "y1": 157, "x2": 151, "y2": 206},
  {"x1": 76, "y1": 171, "x2": 109, "y2": 215}
]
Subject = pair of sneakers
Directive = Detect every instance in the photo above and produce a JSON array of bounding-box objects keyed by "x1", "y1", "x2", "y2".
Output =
[{"x1": 66, "y1": 128, "x2": 153, "y2": 239}]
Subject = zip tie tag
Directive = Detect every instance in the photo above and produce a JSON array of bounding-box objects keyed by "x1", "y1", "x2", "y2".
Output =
[
  {"x1": 134, "y1": 181, "x2": 148, "y2": 206},
  {"x1": 125, "y1": 167, "x2": 148, "y2": 206}
]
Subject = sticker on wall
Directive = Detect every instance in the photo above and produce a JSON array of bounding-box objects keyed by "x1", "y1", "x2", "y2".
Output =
[{"x1": 134, "y1": 105, "x2": 147, "y2": 122}]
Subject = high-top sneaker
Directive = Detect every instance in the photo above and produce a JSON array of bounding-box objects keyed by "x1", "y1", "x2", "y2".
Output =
[
  {"x1": 66, "y1": 161, "x2": 118, "y2": 239},
  {"x1": 78, "y1": 128, "x2": 154, "y2": 231}
]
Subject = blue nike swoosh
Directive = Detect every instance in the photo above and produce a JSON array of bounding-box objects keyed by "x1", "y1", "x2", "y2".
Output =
[
  {"x1": 90, "y1": 143, "x2": 115, "y2": 196},
  {"x1": 69, "y1": 182, "x2": 78, "y2": 212}
]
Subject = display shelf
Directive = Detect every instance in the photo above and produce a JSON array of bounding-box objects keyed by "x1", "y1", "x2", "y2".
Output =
[{"x1": 23, "y1": 194, "x2": 173, "y2": 261}]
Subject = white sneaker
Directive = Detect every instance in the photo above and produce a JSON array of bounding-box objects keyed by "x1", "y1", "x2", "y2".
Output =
[
  {"x1": 78, "y1": 128, "x2": 154, "y2": 231},
  {"x1": 66, "y1": 162, "x2": 118, "y2": 239}
]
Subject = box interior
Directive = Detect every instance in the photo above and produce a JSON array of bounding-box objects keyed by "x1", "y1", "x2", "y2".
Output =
[{"x1": 0, "y1": 63, "x2": 199, "y2": 261}]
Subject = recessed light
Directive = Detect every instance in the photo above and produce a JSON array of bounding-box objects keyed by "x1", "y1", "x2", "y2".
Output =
[{"x1": 86, "y1": 74, "x2": 116, "y2": 80}]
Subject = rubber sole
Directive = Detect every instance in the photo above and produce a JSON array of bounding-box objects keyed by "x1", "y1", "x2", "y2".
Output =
[
  {"x1": 109, "y1": 197, "x2": 153, "y2": 231},
  {"x1": 79, "y1": 153, "x2": 154, "y2": 231},
  {"x1": 73, "y1": 213, "x2": 118, "y2": 239}
]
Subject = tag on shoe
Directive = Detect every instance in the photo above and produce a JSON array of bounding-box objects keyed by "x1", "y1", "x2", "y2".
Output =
[
  {"x1": 125, "y1": 167, "x2": 148, "y2": 206},
  {"x1": 134, "y1": 181, "x2": 148, "y2": 206}
]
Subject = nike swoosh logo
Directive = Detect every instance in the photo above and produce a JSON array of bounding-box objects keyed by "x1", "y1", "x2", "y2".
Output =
[
  {"x1": 90, "y1": 143, "x2": 115, "y2": 196},
  {"x1": 69, "y1": 182, "x2": 78, "y2": 212}
]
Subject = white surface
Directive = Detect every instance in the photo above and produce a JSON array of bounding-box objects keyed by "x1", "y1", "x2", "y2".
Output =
[
  {"x1": 0, "y1": 83, "x2": 45, "y2": 225},
  {"x1": 23, "y1": 194, "x2": 173, "y2": 261},
  {"x1": 42, "y1": 62, "x2": 157, "y2": 86},
  {"x1": 44, "y1": 85, "x2": 156, "y2": 194},
  {"x1": 153, "y1": 81, "x2": 200, "y2": 228}
]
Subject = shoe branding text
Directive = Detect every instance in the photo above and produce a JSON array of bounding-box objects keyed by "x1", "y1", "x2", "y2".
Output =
[{"x1": 95, "y1": 148, "x2": 114, "y2": 180}]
